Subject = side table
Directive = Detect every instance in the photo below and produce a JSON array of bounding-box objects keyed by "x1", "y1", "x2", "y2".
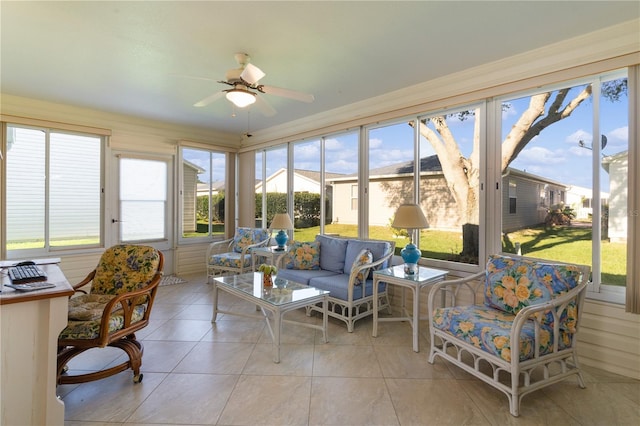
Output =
[
  {"x1": 252, "y1": 246, "x2": 288, "y2": 270},
  {"x1": 372, "y1": 264, "x2": 447, "y2": 352}
]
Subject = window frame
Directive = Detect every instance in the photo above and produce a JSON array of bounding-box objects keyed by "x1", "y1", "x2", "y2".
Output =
[
  {"x1": 178, "y1": 143, "x2": 229, "y2": 244},
  {"x1": 2, "y1": 123, "x2": 105, "y2": 258}
]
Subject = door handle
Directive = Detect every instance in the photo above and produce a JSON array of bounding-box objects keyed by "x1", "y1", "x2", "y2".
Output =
[{"x1": 111, "y1": 219, "x2": 121, "y2": 223}]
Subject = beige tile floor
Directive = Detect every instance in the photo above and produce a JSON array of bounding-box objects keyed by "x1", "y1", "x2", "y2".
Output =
[{"x1": 59, "y1": 273, "x2": 640, "y2": 426}]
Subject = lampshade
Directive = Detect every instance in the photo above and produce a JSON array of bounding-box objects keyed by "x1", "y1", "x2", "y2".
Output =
[
  {"x1": 270, "y1": 213, "x2": 294, "y2": 230},
  {"x1": 226, "y1": 88, "x2": 257, "y2": 108},
  {"x1": 392, "y1": 204, "x2": 428, "y2": 229}
]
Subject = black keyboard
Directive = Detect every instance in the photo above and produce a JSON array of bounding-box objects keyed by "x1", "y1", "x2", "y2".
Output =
[{"x1": 8, "y1": 264, "x2": 48, "y2": 284}]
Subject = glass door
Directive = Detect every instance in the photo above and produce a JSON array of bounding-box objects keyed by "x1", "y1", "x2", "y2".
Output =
[{"x1": 112, "y1": 154, "x2": 173, "y2": 256}]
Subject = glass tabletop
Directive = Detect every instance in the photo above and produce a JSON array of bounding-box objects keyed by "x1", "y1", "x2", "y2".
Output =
[
  {"x1": 213, "y1": 272, "x2": 328, "y2": 306},
  {"x1": 374, "y1": 265, "x2": 448, "y2": 282}
]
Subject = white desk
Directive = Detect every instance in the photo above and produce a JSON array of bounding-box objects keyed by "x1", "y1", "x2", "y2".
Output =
[
  {"x1": 1, "y1": 261, "x2": 74, "y2": 426},
  {"x1": 372, "y1": 265, "x2": 447, "y2": 352}
]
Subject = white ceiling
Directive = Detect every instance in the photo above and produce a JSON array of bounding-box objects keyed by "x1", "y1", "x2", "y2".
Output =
[{"x1": 2, "y1": 1, "x2": 638, "y2": 136}]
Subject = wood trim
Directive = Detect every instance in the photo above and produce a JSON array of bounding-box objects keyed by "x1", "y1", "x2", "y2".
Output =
[{"x1": 0, "y1": 114, "x2": 112, "y2": 136}]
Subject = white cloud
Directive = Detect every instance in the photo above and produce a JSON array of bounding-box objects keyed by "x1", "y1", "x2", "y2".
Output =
[
  {"x1": 565, "y1": 129, "x2": 592, "y2": 146},
  {"x1": 293, "y1": 143, "x2": 319, "y2": 159},
  {"x1": 324, "y1": 138, "x2": 342, "y2": 151},
  {"x1": 502, "y1": 102, "x2": 518, "y2": 119},
  {"x1": 369, "y1": 137, "x2": 383, "y2": 149},
  {"x1": 517, "y1": 146, "x2": 566, "y2": 165},
  {"x1": 606, "y1": 126, "x2": 628, "y2": 144}
]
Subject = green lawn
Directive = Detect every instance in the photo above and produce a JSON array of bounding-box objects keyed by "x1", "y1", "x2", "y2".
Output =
[
  {"x1": 8, "y1": 222, "x2": 626, "y2": 286},
  {"x1": 294, "y1": 223, "x2": 627, "y2": 286}
]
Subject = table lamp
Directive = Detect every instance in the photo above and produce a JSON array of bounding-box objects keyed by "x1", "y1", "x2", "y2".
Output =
[
  {"x1": 392, "y1": 203, "x2": 428, "y2": 274},
  {"x1": 270, "y1": 213, "x2": 294, "y2": 251}
]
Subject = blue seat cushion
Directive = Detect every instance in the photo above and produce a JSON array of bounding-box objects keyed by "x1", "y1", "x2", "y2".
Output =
[
  {"x1": 276, "y1": 269, "x2": 339, "y2": 286},
  {"x1": 432, "y1": 304, "x2": 573, "y2": 362},
  {"x1": 309, "y1": 274, "x2": 386, "y2": 301}
]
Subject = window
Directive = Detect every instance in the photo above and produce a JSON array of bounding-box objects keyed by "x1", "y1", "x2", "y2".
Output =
[
  {"x1": 256, "y1": 146, "x2": 287, "y2": 230},
  {"x1": 350, "y1": 185, "x2": 358, "y2": 210},
  {"x1": 509, "y1": 180, "x2": 517, "y2": 214},
  {"x1": 418, "y1": 106, "x2": 482, "y2": 266},
  {"x1": 324, "y1": 131, "x2": 358, "y2": 237},
  {"x1": 180, "y1": 147, "x2": 226, "y2": 240},
  {"x1": 500, "y1": 70, "x2": 629, "y2": 295},
  {"x1": 5, "y1": 124, "x2": 103, "y2": 254},
  {"x1": 119, "y1": 158, "x2": 167, "y2": 242},
  {"x1": 367, "y1": 121, "x2": 415, "y2": 240},
  {"x1": 292, "y1": 139, "x2": 321, "y2": 239}
]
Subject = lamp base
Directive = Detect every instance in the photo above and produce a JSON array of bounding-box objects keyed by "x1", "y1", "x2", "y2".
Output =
[
  {"x1": 403, "y1": 263, "x2": 418, "y2": 275},
  {"x1": 274, "y1": 230, "x2": 288, "y2": 251},
  {"x1": 401, "y1": 243, "x2": 421, "y2": 275}
]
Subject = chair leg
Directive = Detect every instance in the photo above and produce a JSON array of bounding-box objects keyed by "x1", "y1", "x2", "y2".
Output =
[{"x1": 57, "y1": 336, "x2": 145, "y2": 385}]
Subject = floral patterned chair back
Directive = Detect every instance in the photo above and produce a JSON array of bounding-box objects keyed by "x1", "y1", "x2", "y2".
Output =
[
  {"x1": 91, "y1": 244, "x2": 162, "y2": 296},
  {"x1": 232, "y1": 227, "x2": 271, "y2": 252}
]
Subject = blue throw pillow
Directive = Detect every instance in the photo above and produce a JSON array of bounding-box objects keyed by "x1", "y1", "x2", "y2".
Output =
[
  {"x1": 315, "y1": 235, "x2": 348, "y2": 273},
  {"x1": 344, "y1": 239, "x2": 390, "y2": 274}
]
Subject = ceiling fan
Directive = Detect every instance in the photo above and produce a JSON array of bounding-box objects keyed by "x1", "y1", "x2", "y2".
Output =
[{"x1": 193, "y1": 53, "x2": 314, "y2": 116}]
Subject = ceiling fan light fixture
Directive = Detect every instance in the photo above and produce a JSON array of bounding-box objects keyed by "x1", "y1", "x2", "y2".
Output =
[{"x1": 226, "y1": 88, "x2": 257, "y2": 108}]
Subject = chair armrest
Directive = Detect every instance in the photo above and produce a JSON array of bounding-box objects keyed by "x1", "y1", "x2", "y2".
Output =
[
  {"x1": 509, "y1": 280, "x2": 588, "y2": 362},
  {"x1": 71, "y1": 270, "x2": 97, "y2": 295},
  {"x1": 206, "y1": 238, "x2": 234, "y2": 259},
  {"x1": 240, "y1": 237, "x2": 271, "y2": 256},
  {"x1": 427, "y1": 270, "x2": 486, "y2": 312},
  {"x1": 95, "y1": 272, "x2": 163, "y2": 346},
  {"x1": 347, "y1": 246, "x2": 396, "y2": 300}
]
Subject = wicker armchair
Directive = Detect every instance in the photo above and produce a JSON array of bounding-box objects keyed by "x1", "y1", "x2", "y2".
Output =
[
  {"x1": 206, "y1": 227, "x2": 270, "y2": 280},
  {"x1": 57, "y1": 244, "x2": 164, "y2": 384},
  {"x1": 428, "y1": 254, "x2": 590, "y2": 416}
]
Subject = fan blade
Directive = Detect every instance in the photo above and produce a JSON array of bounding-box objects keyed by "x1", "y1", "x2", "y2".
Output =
[
  {"x1": 170, "y1": 73, "x2": 217, "y2": 82},
  {"x1": 241, "y1": 63, "x2": 266, "y2": 85},
  {"x1": 193, "y1": 91, "x2": 225, "y2": 107},
  {"x1": 254, "y1": 95, "x2": 277, "y2": 117},
  {"x1": 261, "y1": 85, "x2": 314, "y2": 103}
]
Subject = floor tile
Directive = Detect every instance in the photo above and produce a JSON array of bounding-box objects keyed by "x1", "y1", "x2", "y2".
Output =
[
  {"x1": 309, "y1": 377, "x2": 399, "y2": 425},
  {"x1": 218, "y1": 375, "x2": 311, "y2": 425},
  {"x1": 60, "y1": 272, "x2": 640, "y2": 426},
  {"x1": 126, "y1": 373, "x2": 238, "y2": 425}
]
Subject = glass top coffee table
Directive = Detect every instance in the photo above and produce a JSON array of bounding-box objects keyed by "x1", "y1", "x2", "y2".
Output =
[{"x1": 212, "y1": 272, "x2": 329, "y2": 363}]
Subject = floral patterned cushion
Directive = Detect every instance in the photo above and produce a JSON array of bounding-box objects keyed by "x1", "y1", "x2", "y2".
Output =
[
  {"x1": 208, "y1": 252, "x2": 252, "y2": 269},
  {"x1": 232, "y1": 227, "x2": 270, "y2": 253},
  {"x1": 91, "y1": 245, "x2": 161, "y2": 296},
  {"x1": 432, "y1": 304, "x2": 573, "y2": 362},
  {"x1": 350, "y1": 249, "x2": 373, "y2": 286},
  {"x1": 59, "y1": 305, "x2": 147, "y2": 340},
  {"x1": 68, "y1": 294, "x2": 117, "y2": 321},
  {"x1": 483, "y1": 255, "x2": 582, "y2": 332},
  {"x1": 284, "y1": 241, "x2": 321, "y2": 270}
]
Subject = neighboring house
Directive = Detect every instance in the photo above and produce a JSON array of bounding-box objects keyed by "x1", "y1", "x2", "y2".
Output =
[
  {"x1": 254, "y1": 168, "x2": 344, "y2": 193},
  {"x1": 196, "y1": 180, "x2": 225, "y2": 197},
  {"x1": 329, "y1": 156, "x2": 569, "y2": 233},
  {"x1": 182, "y1": 160, "x2": 204, "y2": 233},
  {"x1": 565, "y1": 185, "x2": 610, "y2": 220},
  {"x1": 501, "y1": 169, "x2": 567, "y2": 233},
  {"x1": 255, "y1": 168, "x2": 345, "y2": 224},
  {"x1": 602, "y1": 150, "x2": 628, "y2": 242}
]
